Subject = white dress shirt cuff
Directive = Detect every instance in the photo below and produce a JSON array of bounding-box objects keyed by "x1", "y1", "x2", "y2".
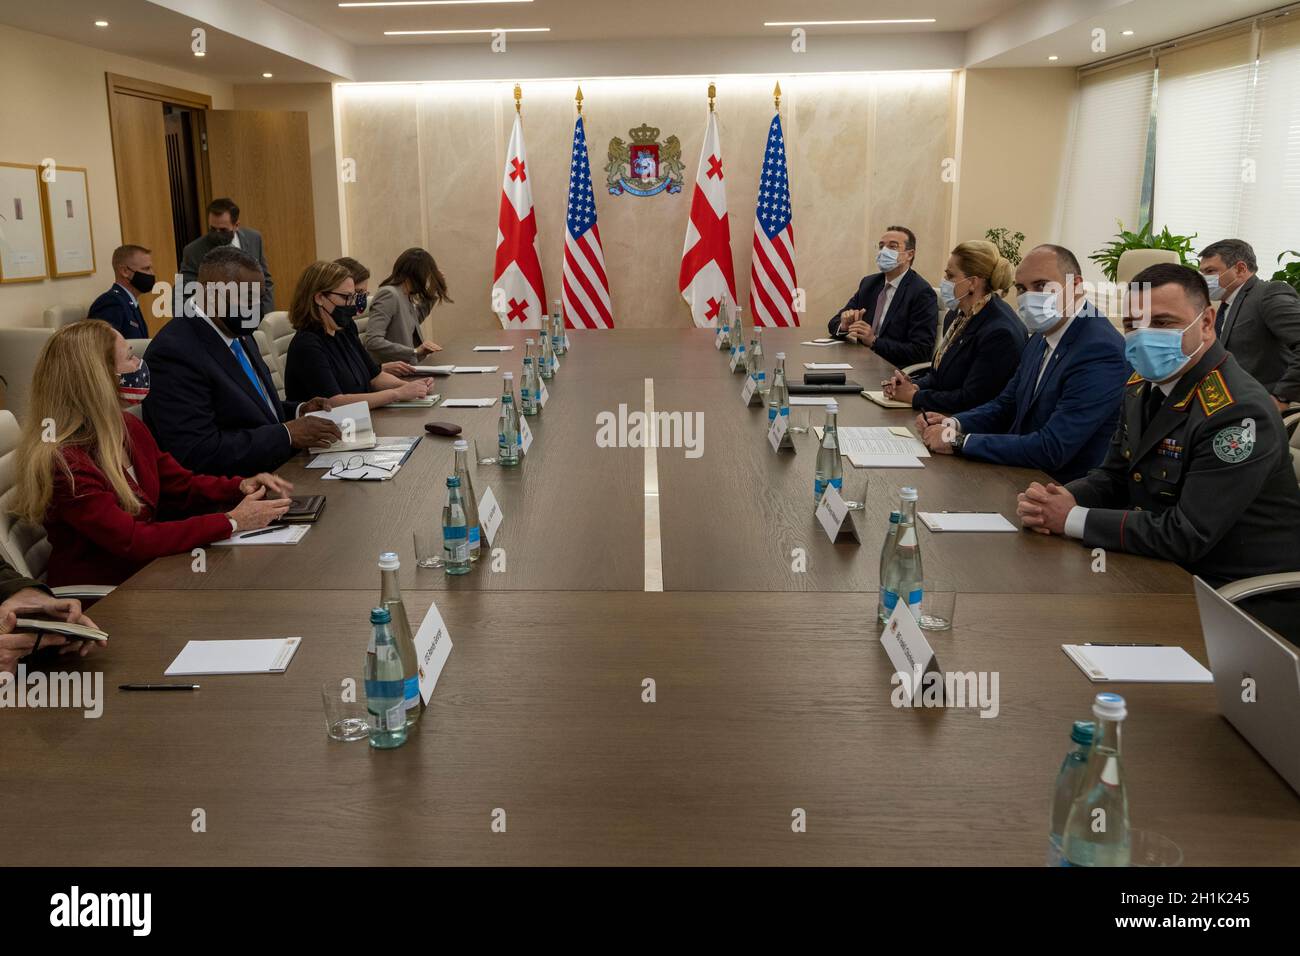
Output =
[{"x1": 1064, "y1": 506, "x2": 1089, "y2": 540}]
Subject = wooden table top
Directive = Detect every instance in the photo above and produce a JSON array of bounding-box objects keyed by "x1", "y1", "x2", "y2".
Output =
[{"x1": 6, "y1": 325, "x2": 1290, "y2": 867}]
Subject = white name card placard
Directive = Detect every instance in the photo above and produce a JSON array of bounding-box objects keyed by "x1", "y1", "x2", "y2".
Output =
[
  {"x1": 478, "y1": 486, "x2": 503, "y2": 546},
  {"x1": 740, "y1": 375, "x2": 758, "y2": 406},
  {"x1": 412, "y1": 600, "x2": 454, "y2": 704},
  {"x1": 539, "y1": 380, "x2": 550, "y2": 408},
  {"x1": 768, "y1": 412, "x2": 794, "y2": 453},
  {"x1": 880, "y1": 604, "x2": 942, "y2": 706},
  {"x1": 519, "y1": 415, "x2": 534, "y2": 455},
  {"x1": 815, "y1": 483, "x2": 859, "y2": 543}
]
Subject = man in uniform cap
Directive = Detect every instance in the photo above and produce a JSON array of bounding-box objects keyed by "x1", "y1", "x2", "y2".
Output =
[{"x1": 1017, "y1": 262, "x2": 1300, "y2": 644}]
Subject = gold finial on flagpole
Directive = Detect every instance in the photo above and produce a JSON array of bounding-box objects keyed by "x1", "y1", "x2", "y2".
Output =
[
  {"x1": 774, "y1": 81, "x2": 782, "y2": 111},
  {"x1": 575, "y1": 85, "x2": 584, "y2": 115},
  {"x1": 708, "y1": 82, "x2": 716, "y2": 112},
  {"x1": 514, "y1": 83, "x2": 522, "y2": 113}
]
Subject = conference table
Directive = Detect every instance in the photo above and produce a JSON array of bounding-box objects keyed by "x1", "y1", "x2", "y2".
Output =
[{"x1": 5, "y1": 327, "x2": 1298, "y2": 867}]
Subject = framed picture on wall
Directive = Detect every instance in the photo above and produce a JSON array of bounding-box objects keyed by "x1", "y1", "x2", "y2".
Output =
[
  {"x1": 0, "y1": 161, "x2": 50, "y2": 283},
  {"x1": 40, "y1": 164, "x2": 96, "y2": 278}
]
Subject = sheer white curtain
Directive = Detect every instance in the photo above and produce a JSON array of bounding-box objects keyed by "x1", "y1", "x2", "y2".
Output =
[{"x1": 1059, "y1": 61, "x2": 1156, "y2": 283}]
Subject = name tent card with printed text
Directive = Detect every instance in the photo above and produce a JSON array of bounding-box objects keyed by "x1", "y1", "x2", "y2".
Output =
[
  {"x1": 768, "y1": 412, "x2": 795, "y2": 453},
  {"x1": 815, "y1": 483, "x2": 860, "y2": 543},
  {"x1": 520, "y1": 415, "x2": 534, "y2": 455},
  {"x1": 880, "y1": 605, "x2": 943, "y2": 706},
  {"x1": 478, "y1": 486, "x2": 503, "y2": 546},
  {"x1": 412, "y1": 601, "x2": 454, "y2": 704}
]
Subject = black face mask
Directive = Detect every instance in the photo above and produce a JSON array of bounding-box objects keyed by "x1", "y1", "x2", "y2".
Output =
[
  {"x1": 354, "y1": 292, "x2": 369, "y2": 314},
  {"x1": 129, "y1": 270, "x2": 157, "y2": 294},
  {"x1": 209, "y1": 228, "x2": 235, "y2": 246},
  {"x1": 330, "y1": 304, "x2": 359, "y2": 324}
]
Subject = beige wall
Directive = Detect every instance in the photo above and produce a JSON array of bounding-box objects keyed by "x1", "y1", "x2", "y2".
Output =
[
  {"x1": 338, "y1": 73, "x2": 959, "y2": 332},
  {"x1": 232, "y1": 82, "x2": 344, "y2": 264},
  {"x1": 0, "y1": 23, "x2": 233, "y2": 329},
  {"x1": 951, "y1": 67, "x2": 1078, "y2": 272}
]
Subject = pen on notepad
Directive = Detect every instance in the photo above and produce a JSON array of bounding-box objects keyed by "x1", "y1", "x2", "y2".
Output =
[
  {"x1": 119, "y1": 684, "x2": 201, "y2": 691},
  {"x1": 234, "y1": 527, "x2": 280, "y2": 540},
  {"x1": 1082, "y1": 643, "x2": 1164, "y2": 647}
]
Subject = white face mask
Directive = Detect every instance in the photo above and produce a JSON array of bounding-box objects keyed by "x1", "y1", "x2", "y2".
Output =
[
  {"x1": 1202, "y1": 272, "x2": 1225, "y2": 302},
  {"x1": 1017, "y1": 290, "x2": 1062, "y2": 333},
  {"x1": 876, "y1": 246, "x2": 900, "y2": 272}
]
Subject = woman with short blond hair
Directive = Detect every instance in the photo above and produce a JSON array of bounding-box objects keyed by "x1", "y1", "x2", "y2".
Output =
[{"x1": 13, "y1": 320, "x2": 292, "y2": 587}]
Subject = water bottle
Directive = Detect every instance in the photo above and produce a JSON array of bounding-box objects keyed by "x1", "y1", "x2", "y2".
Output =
[
  {"x1": 733, "y1": 335, "x2": 748, "y2": 374},
  {"x1": 746, "y1": 327, "x2": 767, "y2": 395},
  {"x1": 814, "y1": 401, "x2": 843, "y2": 508},
  {"x1": 377, "y1": 552, "x2": 422, "y2": 725},
  {"x1": 442, "y1": 475, "x2": 472, "y2": 575},
  {"x1": 1062, "y1": 693, "x2": 1131, "y2": 867},
  {"x1": 521, "y1": 338, "x2": 539, "y2": 417},
  {"x1": 539, "y1": 324, "x2": 555, "y2": 381},
  {"x1": 717, "y1": 294, "x2": 731, "y2": 346},
  {"x1": 364, "y1": 606, "x2": 409, "y2": 750},
  {"x1": 1048, "y1": 720, "x2": 1096, "y2": 866},
  {"x1": 876, "y1": 511, "x2": 901, "y2": 623},
  {"x1": 452, "y1": 439, "x2": 482, "y2": 562},
  {"x1": 729, "y1": 303, "x2": 744, "y2": 355},
  {"x1": 498, "y1": 372, "x2": 520, "y2": 466},
  {"x1": 881, "y1": 487, "x2": 923, "y2": 620},
  {"x1": 767, "y1": 352, "x2": 790, "y2": 425},
  {"x1": 551, "y1": 310, "x2": 567, "y2": 356}
]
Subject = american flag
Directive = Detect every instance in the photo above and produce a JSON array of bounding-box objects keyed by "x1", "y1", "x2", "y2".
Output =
[
  {"x1": 749, "y1": 113, "x2": 798, "y2": 327},
  {"x1": 562, "y1": 116, "x2": 613, "y2": 328}
]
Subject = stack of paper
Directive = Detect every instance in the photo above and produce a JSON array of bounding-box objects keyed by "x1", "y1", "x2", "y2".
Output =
[
  {"x1": 450, "y1": 365, "x2": 499, "y2": 374},
  {"x1": 1062, "y1": 645, "x2": 1213, "y2": 683},
  {"x1": 472, "y1": 345, "x2": 514, "y2": 352},
  {"x1": 918, "y1": 512, "x2": 1017, "y2": 532},
  {"x1": 307, "y1": 401, "x2": 376, "y2": 452},
  {"x1": 212, "y1": 525, "x2": 311, "y2": 546},
  {"x1": 165, "y1": 637, "x2": 302, "y2": 675},
  {"x1": 440, "y1": 398, "x2": 498, "y2": 408},
  {"x1": 837, "y1": 426, "x2": 929, "y2": 468}
]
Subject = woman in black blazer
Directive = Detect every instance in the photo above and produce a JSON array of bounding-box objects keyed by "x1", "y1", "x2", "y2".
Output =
[
  {"x1": 283, "y1": 261, "x2": 436, "y2": 408},
  {"x1": 883, "y1": 239, "x2": 1027, "y2": 415}
]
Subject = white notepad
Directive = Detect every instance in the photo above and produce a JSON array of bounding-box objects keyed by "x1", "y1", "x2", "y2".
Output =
[
  {"x1": 473, "y1": 345, "x2": 514, "y2": 352},
  {"x1": 212, "y1": 525, "x2": 310, "y2": 546},
  {"x1": 307, "y1": 400, "x2": 376, "y2": 452},
  {"x1": 804, "y1": 362, "x2": 853, "y2": 370},
  {"x1": 790, "y1": 396, "x2": 838, "y2": 406},
  {"x1": 451, "y1": 365, "x2": 499, "y2": 373},
  {"x1": 1061, "y1": 645, "x2": 1213, "y2": 683},
  {"x1": 441, "y1": 398, "x2": 497, "y2": 408},
  {"x1": 863, "y1": 390, "x2": 913, "y2": 409},
  {"x1": 847, "y1": 453, "x2": 923, "y2": 468},
  {"x1": 412, "y1": 364, "x2": 455, "y2": 375},
  {"x1": 165, "y1": 637, "x2": 302, "y2": 676},
  {"x1": 801, "y1": 339, "x2": 843, "y2": 346},
  {"x1": 386, "y1": 395, "x2": 440, "y2": 408},
  {"x1": 918, "y1": 512, "x2": 1017, "y2": 532}
]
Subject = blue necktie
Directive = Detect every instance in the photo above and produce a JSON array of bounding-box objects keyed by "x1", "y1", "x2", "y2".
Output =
[
  {"x1": 230, "y1": 338, "x2": 276, "y2": 417},
  {"x1": 1215, "y1": 299, "x2": 1230, "y2": 337}
]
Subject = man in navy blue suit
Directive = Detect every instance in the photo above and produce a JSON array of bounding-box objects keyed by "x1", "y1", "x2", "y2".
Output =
[
  {"x1": 86, "y1": 244, "x2": 154, "y2": 339},
  {"x1": 828, "y1": 225, "x2": 939, "y2": 368},
  {"x1": 143, "y1": 246, "x2": 340, "y2": 477},
  {"x1": 917, "y1": 244, "x2": 1128, "y2": 483}
]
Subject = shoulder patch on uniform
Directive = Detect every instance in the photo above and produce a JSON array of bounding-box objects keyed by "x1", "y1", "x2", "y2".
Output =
[
  {"x1": 1196, "y1": 369, "x2": 1235, "y2": 417},
  {"x1": 1125, "y1": 371, "x2": 1143, "y2": 386},
  {"x1": 1213, "y1": 425, "x2": 1254, "y2": 463}
]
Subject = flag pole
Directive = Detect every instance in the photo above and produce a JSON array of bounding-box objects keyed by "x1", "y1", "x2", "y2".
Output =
[
  {"x1": 773, "y1": 81, "x2": 781, "y2": 113},
  {"x1": 514, "y1": 82, "x2": 522, "y2": 114},
  {"x1": 575, "y1": 85, "x2": 583, "y2": 115},
  {"x1": 708, "y1": 82, "x2": 716, "y2": 113}
]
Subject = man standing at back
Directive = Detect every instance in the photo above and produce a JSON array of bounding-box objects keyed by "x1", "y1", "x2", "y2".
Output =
[
  {"x1": 828, "y1": 225, "x2": 938, "y2": 368},
  {"x1": 180, "y1": 198, "x2": 275, "y2": 317},
  {"x1": 144, "y1": 246, "x2": 339, "y2": 476}
]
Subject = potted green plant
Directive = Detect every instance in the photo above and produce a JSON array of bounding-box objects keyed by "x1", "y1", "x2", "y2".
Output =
[
  {"x1": 985, "y1": 227, "x2": 1026, "y2": 266},
  {"x1": 1271, "y1": 251, "x2": 1300, "y2": 294},
  {"x1": 1089, "y1": 220, "x2": 1198, "y2": 282}
]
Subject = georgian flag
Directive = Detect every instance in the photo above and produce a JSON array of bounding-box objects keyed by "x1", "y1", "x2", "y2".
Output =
[
  {"x1": 678, "y1": 111, "x2": 737, "y2": 328},
  {"x1": 492, "y1": 113, "x2": 547, "y2": 329}
]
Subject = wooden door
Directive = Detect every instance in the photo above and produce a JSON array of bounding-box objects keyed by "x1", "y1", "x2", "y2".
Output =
[
  {"x1": 107, "y1": 91, "x2": 174, "y2": 333},
  {"x1": 204, "y1": 110, "x2": 317, "y2": 313}
]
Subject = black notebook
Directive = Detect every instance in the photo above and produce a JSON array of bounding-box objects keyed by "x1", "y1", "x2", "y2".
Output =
[{"x1": 277, "y1": 495, "x2": 326, "y2": 524}]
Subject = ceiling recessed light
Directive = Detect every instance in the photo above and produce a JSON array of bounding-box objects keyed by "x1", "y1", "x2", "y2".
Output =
[
  {"x1": 1122, "y1": 30, "x2": 1135, "y2": 36},
  {"x1": 764, "y1": 19, "x2": 936, "y2": 27},
  {"x1": 383, "y1": 27, "x2": 550, "y2": 35},
  {"x1": 1048, "y1": 55, "x2": 1059, "y2": 61},
  {"x1": 94, "y1": 20, "x2": 109, "y2": 27},
  {"x1": 262, "y1": 72, "x2": 274, "y2": 78}
]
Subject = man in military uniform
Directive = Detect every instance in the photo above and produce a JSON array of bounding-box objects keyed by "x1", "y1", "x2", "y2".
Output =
[{"x1": 1017, "y1": 263, "x2": 1300, "y2": 643}]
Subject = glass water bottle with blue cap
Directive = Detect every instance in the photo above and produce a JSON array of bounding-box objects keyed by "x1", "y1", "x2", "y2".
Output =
[
  {"x1": 1048, "y1": 720, "x2": 1096, "y2": 865},
  {"x1": 1062, "y1": 693, "x2": 1130, "y2": 866}
]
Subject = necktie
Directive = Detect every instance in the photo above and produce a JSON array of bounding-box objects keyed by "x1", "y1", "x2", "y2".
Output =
[
  {"x1": 1142, "y1": 384, "x2": 1165, "y2": 431},
  {"x1": 1033, "y1": 342, "x2": 1053, "y2": 395},
  {"x1": 1215, "y1": 299, "x2": 1230, "y2": 337},
  {"x1": 230, "y1": 338, "x2": 276, "y2": 417},
  {"x1": 873, "y1": 284, "x2": 890, "y2": 333}
]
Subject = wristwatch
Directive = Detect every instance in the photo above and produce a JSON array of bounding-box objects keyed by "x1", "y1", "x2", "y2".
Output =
[
  {"x1": 952, "y1": 434, "x2": 968, "y2": 454},
  {"x1": 226, "y1": 513, "x2": 239, "y2": 534}
]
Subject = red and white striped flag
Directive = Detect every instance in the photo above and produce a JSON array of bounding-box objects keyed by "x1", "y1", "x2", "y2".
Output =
[
  {"x1": 561, "y1": 115, "x2": 613, "y2": 328},
  {"x1": 492, "y1": 113, "x2": 546, "y2": 329},
  {"x1": 678, "y1": 110, "x2": 736, "y2": 328},
  {"x1": 749, "y1": 112, "x2": 798, "y2": 326}
]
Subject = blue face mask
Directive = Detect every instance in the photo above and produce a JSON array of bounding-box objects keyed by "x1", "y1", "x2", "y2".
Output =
[
  {"x1": 876, "y1": 246, "x2": 900, "y2": 272},
  {"x1": 1124, "y1": 317, "x2": 1201, "y2": 383},
  {"x1": 1202, "y1": 272, "x2": 1225, "y2": 302},
  {"x1": 939, "y1": 278, "x2": 966, "y2": 311},
  {"x1": 1017, "y1": 290, "x2": 1062, "y2": 333}
]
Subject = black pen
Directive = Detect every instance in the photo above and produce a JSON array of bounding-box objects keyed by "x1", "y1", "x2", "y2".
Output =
[
  {"x1": 234, "y1": 527, "x2": 280, "y2": 540},
  {"x1": 119, "y1": 684, "x2": 201, "y2": 691}
]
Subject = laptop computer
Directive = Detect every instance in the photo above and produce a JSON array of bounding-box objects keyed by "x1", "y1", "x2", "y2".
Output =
[{"x1": 1193, "y1": 576, "x2": 1300, "y2": 794}]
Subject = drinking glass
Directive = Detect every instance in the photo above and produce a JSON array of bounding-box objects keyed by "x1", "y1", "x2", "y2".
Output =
[{"x1": 322, "y1": 679, "x2": 369, "y2": 742}]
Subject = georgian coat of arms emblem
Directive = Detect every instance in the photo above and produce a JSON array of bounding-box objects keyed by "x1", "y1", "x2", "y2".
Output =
[{"x1": 606, "y1": 123, "x2": 685, "y2": 197}]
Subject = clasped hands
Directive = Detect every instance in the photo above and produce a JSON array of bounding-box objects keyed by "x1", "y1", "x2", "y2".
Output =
[{"x1": 838, "y1": 309, "x2": 876, "y2": 347}]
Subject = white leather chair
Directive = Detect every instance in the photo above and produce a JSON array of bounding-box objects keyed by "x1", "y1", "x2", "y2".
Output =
[
  {"x1": 42, "y1": 305, "x2": 87, "y2": 329},
  {"x1": 0, "y1": 411, "x2": 112, "y2": 599},
  {"x1": 1115, "y1": 249, "x2": 1181, "y2": 288},
  {"x1": 252, "y1": 329, "x2": 286, "y2": 401},
  {"x1": 354, "y1": 313, "x2": 370, "y2": 336},
  {"x1": 260, "y1": 311, "x2": 295, "y2": 399},
  {"x1": 0, "y1": 327, "x2": 54, "y2": 422}
]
